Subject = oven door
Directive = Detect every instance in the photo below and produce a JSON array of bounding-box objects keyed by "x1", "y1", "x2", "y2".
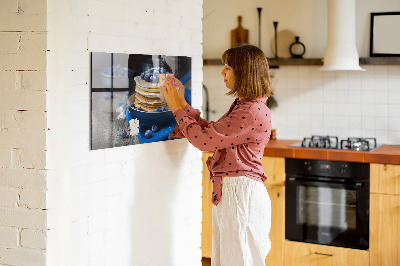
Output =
[{"x1": 285, "y1": 177, "x2": 369, "y2": 250}]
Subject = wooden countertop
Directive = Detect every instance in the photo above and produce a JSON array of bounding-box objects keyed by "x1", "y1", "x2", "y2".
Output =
[{"x1": 263, "y1": 139, "x2": 400, "y2": 165}]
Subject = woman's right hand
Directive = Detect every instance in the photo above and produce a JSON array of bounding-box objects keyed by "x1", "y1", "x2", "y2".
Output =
[{"x1": 168, "y1": 76, "x2": 187, "y2": 107}]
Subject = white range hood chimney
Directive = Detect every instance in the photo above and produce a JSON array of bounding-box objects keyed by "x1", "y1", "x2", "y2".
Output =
[{"x1": 320, "y1": 0, "x2": 365, "y2": 71}]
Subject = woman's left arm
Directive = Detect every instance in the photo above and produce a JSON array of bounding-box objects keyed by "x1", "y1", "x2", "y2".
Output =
[{"x1": 173, "y1": 106, "x2": 268, "y2": 152}]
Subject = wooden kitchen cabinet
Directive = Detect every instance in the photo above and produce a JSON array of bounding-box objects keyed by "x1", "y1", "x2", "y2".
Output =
[
  {"x1": 370, "y1": 163, "x2": 400, "y2": 266},
  {"x1": 201, "y1": 154, "x2": 286, "y2": 266},
  {"x1": 262, "y1": 156, "x2": 285, "y2": 266},
  {"x1": 202, "y1": 152, "x2": 213, "y2": 258},
  {"x1": 370, "y1": 193, "x2": 400, "y2": 266},
  {"x1": 284, "y1": 241, "x2": 369, "y2": 266},
  {"x1": 261, "y1": 156, "x2": 285, "y2": 186},
  {"x1": 370, "y1": 163, "x2": 400, "y2": 195},
  {"x1": 264, "y1": 184, "x2": 285, "y2": 266}
]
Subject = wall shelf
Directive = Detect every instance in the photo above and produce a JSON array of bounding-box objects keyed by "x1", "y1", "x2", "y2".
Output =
[
  {"x1": 203, "y1": 57, "x2": 400, "y2": 67},
  {"x1": 359, "y1": 57, "x2": 400, "y2": 65}
]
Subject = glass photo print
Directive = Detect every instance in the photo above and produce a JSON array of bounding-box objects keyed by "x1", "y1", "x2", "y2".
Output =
[{"x1": 90, "y1": 52, "x2": 191, "y2": 150}]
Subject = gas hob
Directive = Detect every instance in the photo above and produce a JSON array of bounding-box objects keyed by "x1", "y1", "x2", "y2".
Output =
[{"x1": 289, "y1": 135, "x2": 382, "y2": 151}]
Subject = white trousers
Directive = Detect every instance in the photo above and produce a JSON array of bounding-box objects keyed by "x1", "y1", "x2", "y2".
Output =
[{"x1": 212, "y1": 176, "x2": 271, "y2": 266}]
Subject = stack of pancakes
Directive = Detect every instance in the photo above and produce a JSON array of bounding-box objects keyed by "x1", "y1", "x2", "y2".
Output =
[{"x1": 134, "y1": 76, "x2": 169, "y2": 112}]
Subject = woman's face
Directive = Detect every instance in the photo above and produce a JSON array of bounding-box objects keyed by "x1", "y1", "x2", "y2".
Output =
[{"x1": 221, "y1": 64, "x2": 235, "y2": 89}]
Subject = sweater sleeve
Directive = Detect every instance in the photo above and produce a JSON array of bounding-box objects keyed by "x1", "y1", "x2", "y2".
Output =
[
  {"x1": 169, "y1": 104, "x2": 210, "y2": 137},
  {"x1": 173, "y1": 105, "x2": 256, "y2": 152}
]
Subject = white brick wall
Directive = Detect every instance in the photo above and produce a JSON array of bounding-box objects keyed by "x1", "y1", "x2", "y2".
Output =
[
  {"x1": 46, "y1": 1, "x2": 203, "y2": 266},
  {"x1": 0, "y1": 0, "x2": 48, "y2": 265}
]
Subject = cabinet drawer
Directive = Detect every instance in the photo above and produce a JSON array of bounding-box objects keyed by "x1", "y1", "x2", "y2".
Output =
[{"x1": 284, "y1": 241, "x2": 369, "y2": 266}]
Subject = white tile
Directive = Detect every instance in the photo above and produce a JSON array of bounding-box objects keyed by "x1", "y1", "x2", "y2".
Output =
[
  {"x1": 388, "y1": 74, "x2": 400, "y2": 91},
  {"x1": 362, "y1": 116, "x2": 375, "y2": 130},
  {"x1": 336, "y1": 103, "x2": 349, "y2": 116},
  {"x1": 388, "y1": 65, "x2": 400, "y2": 76},
  {"x1": 374, "y1": 90, "x2": 388, "y2": 104},
  {"x1": 349, "y1": 128, "x2": 362, "y2": 137},
  {"x1": 323, "y1": 87, "x2": 336, "y2": 103},
  {"x1": 389, "y1": 104, "x2": 400, "y2": 117},
  {"x1": 296, "y1": 127, "x2": 312, "y2": 137},
  {"x1": 287, "y1": 113, "x2": 300, "y2": 127},
  {"x1": 348, "y1": 116, "x2": 362, "y2": 129},
  {"x1": 286, "y1": 77, "x2": 299, "y2": 89},
  {"x1": 311, "y1": 87, "x2": 323, "y2": 101},
  {"x1": 298, "y1": 77, "x2": 311, "y2": 89},
  {"x1": 374, "y1": 65, "x2": 388, "y2": 78},
  {"x1": 375, "y1": 104, "x2": 389, "y2": 117},
  {"x1": 310, "y1": 77, "x2": 324, "y2": 90},
  {"x1": 388, "y1": 117, "x2": 400, "y2": 131},
  {"x1": 310, "y1": 67, "x2": 324, "y2": 77},
  {"x1": 322, "y1": 70, "x2": 335, "y2": 78},
  {"x1": 374, "y1": 130, "x2": 389, "y2": 144},
  {"x1": 311, "y1": 127, "x2": 324, "y2": 136},
  {"x1": 298, "y1": 67, "x2": 311, "y2": 78},
  {"x1": 285, "y1": 66, "x2": 298, "y2": 77},
  {"x1": 286, "y1": 100, "x2": 301, "y2": 114},
  {"x1": 361, "y1": 129, "x2": 375, "y2": 138},
  {"x1": 388, "y1": 91, "x2": 400, "y2": 104},
  {"x1": 361, "y1": 103, "x2": 374, "y2": 116},
  {"x1": 336, "y1": 90, "x2": 349, "y2": 103},
  {"x1": 374, "y1": 78, "x2": 388, "y2": 91},
  {"x1": 374, "y1": 117, "x2": 389, "y2": 131},
  {"x1": 336, "y1": 115, "x2": 348, "y2": 128},
  {"x1": 348, "y1": 90, "x2": 362, "y2": 103},
  {"x1": 388, "y1": 131, "x2": 400, "y2": 144},
  {"x1": 311, "y1": 102, "x2": 324, "y2": 113},
  {"x1": 323, "y1": 103, "x2": 336, "y2": 115},
  {"x1": 361, "y1": 90, "x2": 374, "y2": 104},
  {"x1": 362, "y1": 65, "x2": 375, "y2": 74},
  {"x1": 323, "y1": 115, "x2": 336, "y2": 129},
  {"x1": 273, "y1": 76, "x2": 287, "y2": 90},
  {"x1": 361, "y1": 74, "x2": 374, "y2": 91},
  {"x1": 274, "y1": 66, "x2": 287, "y2": 77},
  {"x1": 323, "y1": 127, "x2": 337, "y2": 135},
  {"x1": 336, "y1": 128, "x2": 349, "y2": 140},
  {"x1": 311, "y1": 114, "x2": 323, "y2": 130},
  {"x1": 348, "y1": 103, "x2": 362, "y2": 116},
  {"x1": 348, "y1": 70, "x2": 362, "y2": 79},
  {"x1": 348, "y1": 71, "x2": 362, "y2": 90},
  {"x1": 297, "y1": 101, "x2": 312, "y2": 114},
  {"x1": 335, "y1": 72, "x2": 349, "y2": 90}
]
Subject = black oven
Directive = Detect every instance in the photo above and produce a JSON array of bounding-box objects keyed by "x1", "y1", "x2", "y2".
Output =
[{"x1": 285, "y1": 158, "x2": 369, "y2": 250}]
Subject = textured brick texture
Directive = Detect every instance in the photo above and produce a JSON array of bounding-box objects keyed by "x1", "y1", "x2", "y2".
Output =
[{"x1": 0, "y1": 0, "x2": 48, "y2": 265}]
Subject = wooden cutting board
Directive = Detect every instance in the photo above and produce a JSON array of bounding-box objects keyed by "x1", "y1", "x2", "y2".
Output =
[{"x1": 231, "y1": 16, "x2": 249, "y2": 48}]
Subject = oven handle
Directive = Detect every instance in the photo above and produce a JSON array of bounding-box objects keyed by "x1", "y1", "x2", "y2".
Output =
[{"x1": 286, "y1": 177, "x2": 364, "y2": 189}]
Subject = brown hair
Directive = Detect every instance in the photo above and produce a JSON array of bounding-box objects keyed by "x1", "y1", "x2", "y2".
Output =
[{"x1": 221, "y1": 44, "x2": 273, "y2": 99}]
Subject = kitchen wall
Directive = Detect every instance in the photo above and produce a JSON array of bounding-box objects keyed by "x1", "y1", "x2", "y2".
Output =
[
  {"x1": 203, "y1": 0, "x2": 400, "y2": 144},
  {"x1": 1, "y1": 0, "x2": 203, "y2": 265}
]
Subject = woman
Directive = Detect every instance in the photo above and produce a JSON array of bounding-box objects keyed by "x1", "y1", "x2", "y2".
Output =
[{"x1": 161, "y1": 44, "x2": 273, "y2": 266}]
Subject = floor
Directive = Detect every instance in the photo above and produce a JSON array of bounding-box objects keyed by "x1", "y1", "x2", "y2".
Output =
[{"x1": 202, "y1": 257, "x2": 211, "y2": 266}]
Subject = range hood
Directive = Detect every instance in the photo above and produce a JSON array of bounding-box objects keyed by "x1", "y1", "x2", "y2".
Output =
[{"x1": 320, "y1": 0, "x2": 365, "y2": 71}]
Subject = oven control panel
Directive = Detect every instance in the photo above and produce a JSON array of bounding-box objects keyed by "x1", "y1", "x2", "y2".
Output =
[{"x1": 286, "y1": 158, "x2": 369, "y2": 180}]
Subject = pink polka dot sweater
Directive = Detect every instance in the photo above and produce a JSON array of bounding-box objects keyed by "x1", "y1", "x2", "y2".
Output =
[{"x1": 170, "y1": 97, "x2": 271, "y2": 206}]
